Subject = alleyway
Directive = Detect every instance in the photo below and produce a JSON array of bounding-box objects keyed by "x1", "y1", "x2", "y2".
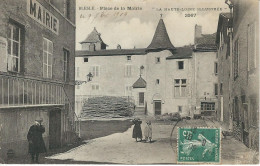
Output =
[{"x1": 45, "y1": 119, "x2": 258, "y2": 164}]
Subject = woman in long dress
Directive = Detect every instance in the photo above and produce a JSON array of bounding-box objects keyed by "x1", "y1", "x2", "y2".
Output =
[{"x1": 132, "y1": 118, "x2": 142, "y2": 142}]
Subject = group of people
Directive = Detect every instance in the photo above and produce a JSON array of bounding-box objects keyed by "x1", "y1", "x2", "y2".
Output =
[{"x1": 132, "y1": 118, "x2": 152, "y2": 143}]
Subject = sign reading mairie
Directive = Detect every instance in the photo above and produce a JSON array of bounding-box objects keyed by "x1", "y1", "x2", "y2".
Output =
[{"x1": 27, "y1": 0, "x2": 59, "y2": 35}]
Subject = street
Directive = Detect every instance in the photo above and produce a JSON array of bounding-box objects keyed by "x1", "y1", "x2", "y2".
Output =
[{"x1": 44, "y1": 119, "x2": 258, "y2": 164}]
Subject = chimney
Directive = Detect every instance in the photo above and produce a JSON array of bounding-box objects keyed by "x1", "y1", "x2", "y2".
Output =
[
  {"x1": 117, "y1": 44, "x2": 121, "y2": 49},
  {"x1": 194, "y1": 24, "x2": 202, "y2": 43}
]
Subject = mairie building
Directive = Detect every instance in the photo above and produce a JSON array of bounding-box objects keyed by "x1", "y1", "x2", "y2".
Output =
[
  {"x1": 75, "y1": 18, "x2": 218, "y2": 118},
  {"x1": 0, "y1": 0, "x2": 77, "y2": 159}
]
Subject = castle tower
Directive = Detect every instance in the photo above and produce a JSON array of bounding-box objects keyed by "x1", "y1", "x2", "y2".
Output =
[
  {"x1": 146, "y1": 18, "x2": 175, "y2": 52},
  {"x1": 80, "y1": 27, "x2": 107, "y2": 51}
]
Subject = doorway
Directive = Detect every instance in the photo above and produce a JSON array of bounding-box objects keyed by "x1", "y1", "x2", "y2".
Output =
[
  {"x1": 139, "y1": 92, "x2": 144, "y2": 106},
  {"x1": 154, "y1": 101, "x2": 161, "y2": 115},
  {"x1": 49, "y1": 109, "x2": 61, "y2": 149}
]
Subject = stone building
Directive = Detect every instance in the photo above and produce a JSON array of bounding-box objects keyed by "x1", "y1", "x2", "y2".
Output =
[
  {"x1": 216, "y1": 13, "x2": 233, "y2": 128},
  {"x1": 75, "y1": 18, "x2": 218, "y2": 118},
  {"x1": 192, "y1": 25, "x2": 218, "y2": 117},
  {"x1": 216, "y1": 0, "x2": 259, "y2": 150},
  {"x1": 0, "y1": 0, "x2": 77, "y2": 159}
]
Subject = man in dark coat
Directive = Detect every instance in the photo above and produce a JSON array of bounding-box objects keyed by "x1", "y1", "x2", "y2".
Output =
[
  {"x1": 27, "y1": 120, "x2": 46, "y2": 163},
  {"x1": 132, "y1": 118, "x2": 142, "y2": 142}
]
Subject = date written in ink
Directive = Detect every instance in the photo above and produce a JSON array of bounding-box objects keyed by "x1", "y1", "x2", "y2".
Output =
[{"x1": 185, "y1": 13, "x2": 196, "y2": 17}]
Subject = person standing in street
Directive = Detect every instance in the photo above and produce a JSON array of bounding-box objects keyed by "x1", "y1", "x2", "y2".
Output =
[
  {"x1": 27, "y1": 119, "x2": 46, "y2": 163},
  {"x1": 132, "y1": 118, "x2": 143, "y2": 142},
  {"x1": 144, "y1": 120, "x2": 152, "y2": 143}
]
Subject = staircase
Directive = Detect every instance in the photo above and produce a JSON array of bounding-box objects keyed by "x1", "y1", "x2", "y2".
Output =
[{"x1": 134, "y1": 107, "x2": 146, "y2": 117}]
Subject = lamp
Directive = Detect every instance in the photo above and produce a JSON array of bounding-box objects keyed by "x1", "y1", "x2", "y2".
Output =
[
  {"x1": 75, "y1": 72, "x2": 93, "y2": 85},
  {"x1": 225, "y1": 0, "x2": 233, "y2": 9},
  {"x1": 87, "y1": 72, "x2": 93, "y2": 82}
]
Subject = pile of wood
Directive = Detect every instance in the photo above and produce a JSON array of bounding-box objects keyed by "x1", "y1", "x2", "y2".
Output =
[{"x1": 81, "y1": 96, "x2": 135, "y2": 119}]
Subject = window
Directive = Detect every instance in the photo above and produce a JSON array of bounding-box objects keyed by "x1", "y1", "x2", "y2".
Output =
[
  {"x1": 248, "y1": 22, "x2": 257, "y2": 71},
  {"x1": 156, "y1": 79, "x2": 160, "y2": 85},
  {"x1": 214, "y1": 83, "x2": 218, "y2": 96},
  {"x1": 76, "y1": 67, "x2": 80, "y2": 77},
  {"x1": 91, "y1": 84, "x2": 99, "y2": 91},
  {"x1": 125, "y1": 65, "x2": 132, "y2": 77},
  {"x1": 156, "y1": 57, "x2": 160, "y2": 64},
  {"x1": 233, "y1": 39, "x2": 239, "y2": 79},
  {"x1": 214, "y1": 62, "x2": 218, "y2": 75},
  {"x1": 250, "y1": 98, "x2": 258, "y2": 127},
  {"x1": 201, "y1": 102, "x2": 215, "y2": 111},
  {"x1": 43, "y1": 38, "x2": 53, "y2": 78},
  {"x1": 90, "y1": 66, "x2": 100, "y2": 77},
  {"x1": 125, "y1": 85, "x2": 132, "y2": 96},
  {"x1": 84, "y1": 58, "x2": 88, "y2": 62},
  {"x1": 65, "y1": 0, "x2": 70, "y2": 19},
  {"x1": 7, "y1": 23, "x2": 22, "y2": 72},
  {"x1": 63, "y1": 49, "x2": 69, "y2": 82},
  {"x1": 127, "y1": 56, "x2": 131, "y2": 61},
  {"x1": 178, "y1": 106, "x2": 182, "y2": 113},
  {"x1": 174, "y1": 79, "x2": 187, "y2": 97},
  {"x1": 220, "y1": 83, "x2": 223, "y2": 95},
  {"x1": 178, "y1": 61, "x2": 184, "y2": 70}
]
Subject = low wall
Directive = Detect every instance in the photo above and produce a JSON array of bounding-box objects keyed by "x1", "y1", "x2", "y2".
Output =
[{"x1": 0, "y1": 105, "x2": 62, "y2": 159}]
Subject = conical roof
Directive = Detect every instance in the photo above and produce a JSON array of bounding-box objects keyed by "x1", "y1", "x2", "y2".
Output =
[
  {"x1": 132, "y1": 76, "x2": 146, "y2": 88},
  {"x1": 147, "y1": 19, "x2": 175, "y2": 51},
  {"x1": 80, "y1": 27, "x2": 106, "y2": 44}
]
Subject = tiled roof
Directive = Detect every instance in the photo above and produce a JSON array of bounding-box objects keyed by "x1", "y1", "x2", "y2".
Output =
[
  {"x1": 132, "y1": 76, "x2": 146, "y2": 88},
  {"x1": 166, "y1": 46, "x2": 193, "y2": 59},
  {"x1": 216, "y1": 12, "x2": 233, "y2": 46},
  {"x1": 76, "y1": 48, "x2": 146, "y2": 57},
  {"x1": 80, "y1": 27, "x2": 107, "y2": 45},
  {"x1": 194, "y1": 33, "x2": 217, "y2": 52},
  {"x1": 147, "y1": 19, "x2": 175, "y2": 51}
]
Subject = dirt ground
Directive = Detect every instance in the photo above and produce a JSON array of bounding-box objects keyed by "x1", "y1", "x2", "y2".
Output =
[
  {"x1": 4, "y1": 118, "x2": 259, "y2": 164},
  {"x1": 4, "y1": 119, "x2": 133, "y2": 164}
]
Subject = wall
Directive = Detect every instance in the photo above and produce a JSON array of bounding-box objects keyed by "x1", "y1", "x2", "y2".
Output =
[
  {"x1": 217, "y1": 39, "x2": 232, "y2": 127},
  {"x1": 75, "y1": 54, "x2": 146, "y2": 96},
  {"x1": 0, "y1": 106, "x2": 51, "y2": 159},
  {"x1": 232, "y1": 0, "x2": 259, "y2": 149},
  {"x1": 145, "y1": 50, "x2": 192, "y2": 116},
  {"x1": 192, "y1": 51, "x2": 218, "y2": 116},
  {"x1": 0, "y1": 0, "x2": 75, "y2": 84},
  {"x1": 0, "y1": 0, "x2": 76, "y2": 158}
]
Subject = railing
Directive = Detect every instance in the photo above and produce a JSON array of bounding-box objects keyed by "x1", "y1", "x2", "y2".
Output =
[
  {"x1": 62, "y1": 85, "x2": 81, "y2": 138},
  {"x1": 0, "y1": 73, "x2": 80, "y2": 139},
  {"x1": 0, "y1": 73, "x2": 65, "y2": 107}
]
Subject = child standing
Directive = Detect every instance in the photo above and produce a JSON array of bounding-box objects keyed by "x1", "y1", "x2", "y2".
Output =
[{"x1": 144, "y1": 120, "x2": 152, "y2": 143}]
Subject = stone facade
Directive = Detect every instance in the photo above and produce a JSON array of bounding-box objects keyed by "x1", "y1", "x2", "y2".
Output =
[
  {"x1": 216, "y1": 0, "x2": 259, "y2": 150},
  {"x1": 0, "y1": 0, "x2": 76, "y2": 159},
  {"x1": 75, "y1": 19, "x2": 218, "y2": 119}
]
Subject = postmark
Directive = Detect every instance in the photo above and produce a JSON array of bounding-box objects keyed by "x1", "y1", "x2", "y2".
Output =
[{"x1": 177, "y1": 127, "x2": 221, "y2": 163}]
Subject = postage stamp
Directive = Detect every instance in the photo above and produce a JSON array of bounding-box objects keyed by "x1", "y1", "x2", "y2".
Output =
[{"x1": 177, "y1": 127, "x2": 221, "y2": 163}]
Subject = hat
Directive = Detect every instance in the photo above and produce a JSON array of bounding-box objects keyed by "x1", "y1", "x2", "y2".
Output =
[{"x1": 35, "y1": 118, "x2": 43, "y2": 123}]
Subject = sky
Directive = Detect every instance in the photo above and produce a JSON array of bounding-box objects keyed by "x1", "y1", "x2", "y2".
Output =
[{"x1": 75, "y1": 0, "x2": 229, "y2": 50}]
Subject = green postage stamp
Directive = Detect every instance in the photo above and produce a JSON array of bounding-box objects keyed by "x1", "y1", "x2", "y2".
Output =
[{"x1": 177, "y1": 127, "x2": 221, "y2": 163}]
